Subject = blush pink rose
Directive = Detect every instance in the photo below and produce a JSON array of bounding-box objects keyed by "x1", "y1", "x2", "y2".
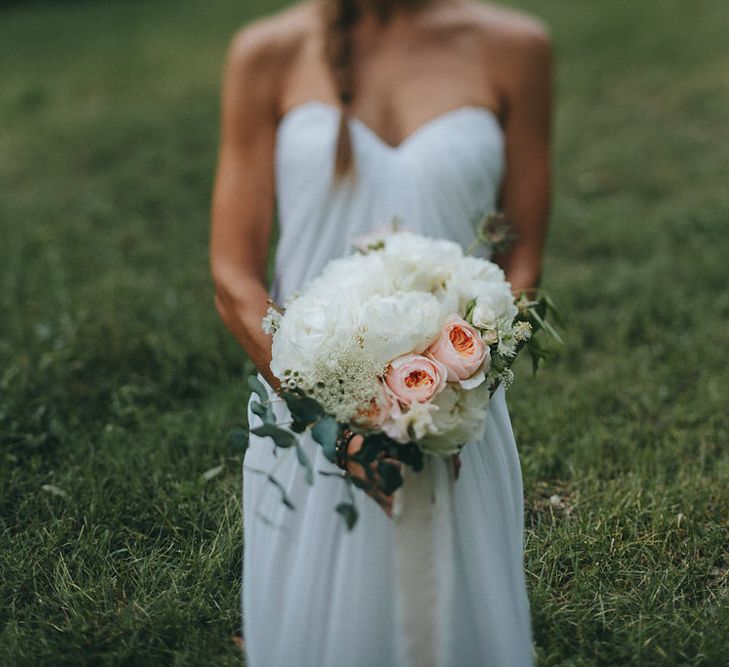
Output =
[
  {"x1": 427, "y1": 314, "x2": 489, "y2": 381},
  {"x1": 354, "y1": 382, "x2": 391, "y2": 428},
  {"x1": 384, "y1": 353, "x2": 447, "y2": 405}
]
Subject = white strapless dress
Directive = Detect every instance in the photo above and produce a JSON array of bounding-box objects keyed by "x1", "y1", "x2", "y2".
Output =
[{"x1": 243, "y1": 101, "x2": 533, "y2": 667}]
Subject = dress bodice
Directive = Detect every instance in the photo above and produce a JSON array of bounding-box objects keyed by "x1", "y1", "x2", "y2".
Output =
[{"x1": 271, "y1": 100, "x2": 505, "y2": 302}]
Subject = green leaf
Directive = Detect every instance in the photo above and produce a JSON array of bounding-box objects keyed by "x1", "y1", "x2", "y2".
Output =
[
  {"x1": 335, "y1": 502, "x2": 358, "y2": 530},
  {"x1": 531, "y1": 308, "x2": 563, "y2": 345},
  {"x1": 295, "y1": 444, "x2": 314, "y2": 485},
  {"x1": 250, "y1": 400, "x2": 274, "y2": 423},
  {"x1": 389, "y1": 442, "x2": 424, "y2": 472},
  {"x1": 543, "y1": 293, "x2": 565, "y2": 329},
  {"x1": 282, "y1": 390, "x2": 324, "y2": 426},
  {"x1": 463, "y1": 297, "x2": 477, "y2": 323},
  {"x1": 526, "y1": 337, "x2": 548, "y2": 375},
  {"x1": 251, "y1": 423, "x2": 297, "y2": 449},
  {"x1": 311, "y1": 416, "x2": 339, "y2": 461},
  {"x1": 377, "y1": 461, "x2": 404, "y2": 495},
  {"x1": 530, "y1": 348, "x2": 540, "y2": 375},
  {"x1": 248, "y1": 374, "x2": 269, "y2": 403},
  {"x1": 358, "y1": 434, "x2": 386, "y2": 465},
  {"x1": 229, "y1": 426, "x2": 248, "y2": 452}
]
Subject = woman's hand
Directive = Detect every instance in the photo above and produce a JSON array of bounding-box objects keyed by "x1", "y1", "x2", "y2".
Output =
[
  {"x1": 342, "y1": 438, "x2": 462, "y2": 516},
  {"x1": 343, "y1": 434, "x2": 400, "y2": 518}
]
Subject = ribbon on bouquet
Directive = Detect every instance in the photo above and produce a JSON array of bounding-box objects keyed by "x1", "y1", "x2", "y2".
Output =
[{"x1": 392, "y1": 456, "x2": 455, "y2": 667}]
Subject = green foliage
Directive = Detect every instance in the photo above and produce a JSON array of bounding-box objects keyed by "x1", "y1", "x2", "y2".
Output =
[
  {"x1": 249, "y1": 423, "x2": 296, "y2": 449},
  {"x1": 281, "y1": 389, "x2": 325, "y2": 432},
  {"x1": 311, "y1": 416, "x2": 339, "y2": 461},
  {"x1": 0, "y1": 0, "x2": 728, "y2": 665}
]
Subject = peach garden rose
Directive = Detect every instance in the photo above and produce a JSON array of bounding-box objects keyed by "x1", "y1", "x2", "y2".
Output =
[
  {"x1": 384, "y1": 353, "x2": 448, "y2": 405},
  {"x1": 427, "y1": 314, "x2": 490, "y2": 388}
]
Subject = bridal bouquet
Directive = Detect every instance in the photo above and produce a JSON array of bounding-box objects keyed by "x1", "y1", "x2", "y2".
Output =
[{"x1": 249, "y1": 224, "x2": 559, "y2": 528}]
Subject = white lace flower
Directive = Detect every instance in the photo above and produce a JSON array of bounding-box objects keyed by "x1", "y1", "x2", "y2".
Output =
[
  {"x1": 261, "y1": 306, "x2": 282, "y2": 335},
  {"x1": 514, "y1": 321, "x2": 532, "y2": 342}
]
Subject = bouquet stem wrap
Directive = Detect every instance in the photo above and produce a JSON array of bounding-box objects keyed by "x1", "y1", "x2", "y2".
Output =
[{"x1": 393, "y1": 456, "x2": 456, "y2": 667}]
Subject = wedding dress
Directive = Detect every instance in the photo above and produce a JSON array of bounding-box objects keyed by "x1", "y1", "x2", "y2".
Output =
[{"x1": 243, "y1": 100, "x2": 533, "y2": 667}]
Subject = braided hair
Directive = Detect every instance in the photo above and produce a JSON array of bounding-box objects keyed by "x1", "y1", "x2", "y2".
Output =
[
  {"x1": 321, "y1": 0, "x2": 361, "y2": 179},
  {"x1": 320, "y1": 0, "x2": 433, "y2": 179}
]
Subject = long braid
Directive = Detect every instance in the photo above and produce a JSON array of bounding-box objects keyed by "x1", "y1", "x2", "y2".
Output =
[
  {"x1": 321, "y1": 0, "x2": 435, "y2": 180},
  {"x1": 322, "y1": 0, "x2": 361, "y2": 179}
]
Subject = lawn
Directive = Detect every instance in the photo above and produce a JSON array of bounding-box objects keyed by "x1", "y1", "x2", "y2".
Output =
[{"x1": 1, "y1": 0, "x2": 727, "y2": 665}]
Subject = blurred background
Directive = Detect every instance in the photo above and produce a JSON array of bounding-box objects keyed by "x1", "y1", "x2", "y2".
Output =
[{"x1": 1, "y1": 1, "x2": 727, "y2": 665}]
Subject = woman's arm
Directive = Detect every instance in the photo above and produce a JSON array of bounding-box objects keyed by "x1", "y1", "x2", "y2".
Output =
[
  {"x1": 494, "y1": 24, "x2": 553, "y2": 292},
  {"x1": 210, "y1": 25, "x2": 283, "y2": 390}
]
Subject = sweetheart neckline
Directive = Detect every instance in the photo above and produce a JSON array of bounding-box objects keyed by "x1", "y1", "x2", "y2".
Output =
[{"x1": 277, "y1": 100, "x2": 503, "y2": 151}]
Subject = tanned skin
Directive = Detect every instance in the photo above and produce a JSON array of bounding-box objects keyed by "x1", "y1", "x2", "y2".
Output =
[{"x1": 210, "y1": 0, "x2": 552, "y2": 514}]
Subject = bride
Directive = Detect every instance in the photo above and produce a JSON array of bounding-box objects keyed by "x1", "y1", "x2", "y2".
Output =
[{"x1": 210, "y1": 0, "x2": 551, "y2": 665}]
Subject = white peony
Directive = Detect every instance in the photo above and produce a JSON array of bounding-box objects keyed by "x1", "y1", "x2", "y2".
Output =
[
  {"x1": 357, "y1": 291, "x2": 449, "y2": 365},
  {"x1": 305, "y1": 252, "x2": 394, "y2": 301},
  {"x1": 270, "y1": 295, "x2": 356, "y2": 379},
  {"x1": 382, "y1": 232, "x2": 463, "y2": 293}
]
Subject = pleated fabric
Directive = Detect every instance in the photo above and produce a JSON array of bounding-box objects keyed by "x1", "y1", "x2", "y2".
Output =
[{"x1": 242, "y1": 101, "x2": 533, "y2": 667}]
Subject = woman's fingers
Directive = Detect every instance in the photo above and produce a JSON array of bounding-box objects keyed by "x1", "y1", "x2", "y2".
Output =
[{"x1": 344, "y1": 436, "x2": 397, "y2": 517}]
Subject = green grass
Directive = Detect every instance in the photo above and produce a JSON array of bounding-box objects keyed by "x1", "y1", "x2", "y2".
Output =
[{"x1": 1, "y1": 0, "x2": 727, "y2": 665}]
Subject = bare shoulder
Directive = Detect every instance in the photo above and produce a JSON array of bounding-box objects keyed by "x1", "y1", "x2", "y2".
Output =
[
  {"x1": 464, "y1": 1, "x2": 551, "y2": 50},
  {"x1": 451, "y1": 1, "x2": 551, "y2": 102},
  {"x1": 225, "y1": 2, "x2": 318, "y2": 93}
]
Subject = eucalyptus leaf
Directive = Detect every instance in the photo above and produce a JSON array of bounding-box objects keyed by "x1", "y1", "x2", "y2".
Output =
[
  {"x1": 251, "y1": 423, "x2": 297, "y2": 449},
  {"x1": 335, "y1": 502, "x2": 358, "y2": 530},
  {"x1": 311, "y1": 416, "x2": 339, "y2": 461},
  {"x1": 282, "y1": 391, "x2": 324, "y2": 426},
  {"x1": 250, "y1": 401, "x2": 274, "y2": 423},
  {"x1": 247, "y1": 374, "x2": 269, "y2": 403}
]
